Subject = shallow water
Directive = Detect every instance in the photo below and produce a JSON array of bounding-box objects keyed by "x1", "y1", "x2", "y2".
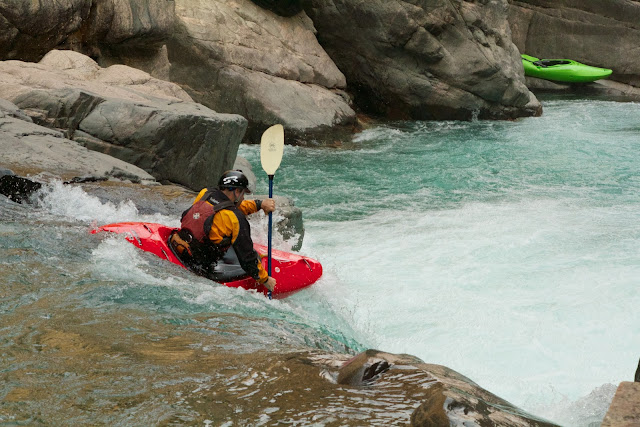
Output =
[{"x1": 1, "y1": 97, "x2": 638, "y2": 425}]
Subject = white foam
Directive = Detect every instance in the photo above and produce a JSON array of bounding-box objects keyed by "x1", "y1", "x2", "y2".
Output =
[
  {"x1": 36, "y1": 181, "x2": 179, "y2": 226},
  {"x1": 304, "y1": 194, "x2": 640, "y2": 425}
]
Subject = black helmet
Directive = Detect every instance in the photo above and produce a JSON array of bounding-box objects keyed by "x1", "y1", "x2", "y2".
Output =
[{"x1": 218, "y1": 170, "x2": 251, "y2": 194}]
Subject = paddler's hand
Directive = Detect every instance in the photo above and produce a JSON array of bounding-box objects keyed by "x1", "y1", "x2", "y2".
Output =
[
  {"x1": 261, "y1": 198, "x2": 275, "y2": 215},
  {"x1": 263, "y1": 276, "x2": 277, "y2": 292}
]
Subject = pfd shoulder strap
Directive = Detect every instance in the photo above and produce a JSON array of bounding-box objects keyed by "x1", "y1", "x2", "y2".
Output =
[
  {"x1": 202, "y1": 191, "x2": 236, "y2": 243},
  {"x1": 202, "y1": 190, "x2": 234, "y2": 212}
]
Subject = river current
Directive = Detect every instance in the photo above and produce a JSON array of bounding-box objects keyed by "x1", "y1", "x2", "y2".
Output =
[{"x1": 1, "y1": 96, "x2": 639, "y2": 426}]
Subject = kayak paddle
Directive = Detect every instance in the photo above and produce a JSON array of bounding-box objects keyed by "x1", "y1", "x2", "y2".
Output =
[{"x1": 260, "y1": 124, "x2": 285, "y2": 299}]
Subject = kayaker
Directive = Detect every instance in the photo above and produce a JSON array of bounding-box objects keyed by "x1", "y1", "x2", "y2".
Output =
[{"x1": 170, "y1": 170, "x2": 277, "y2": 292}]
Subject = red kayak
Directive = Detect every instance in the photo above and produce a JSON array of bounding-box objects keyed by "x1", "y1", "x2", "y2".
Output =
[{"x1": 91, "y1": 222, "x2": 322, "y2": 298}]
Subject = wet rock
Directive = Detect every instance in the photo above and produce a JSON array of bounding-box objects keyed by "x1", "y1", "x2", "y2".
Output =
[
  {"x1": 336, "y1": 349, "x2": 397, "y2": 386},
  {"x1": 304, "y1": 0, "x2": 541, "y2": 121},
  {"x1": 601, "y1": 382, "x2": 640, "y2": 426},
  {"x1": 332, "y1": 350, "x2": 559, "y2": 426},
  {"x1": 0, "y1": 50, "x2": 247, "y2": 191},
  {"x1": 523, "y1": 76, "x2": 640, "y2": 102},
  {"x1": 0, "y1": 175, "x2": 42, "y2": 204},
  {"x1": 0, "y1": 285, "x2": 559, "y2": 426}
]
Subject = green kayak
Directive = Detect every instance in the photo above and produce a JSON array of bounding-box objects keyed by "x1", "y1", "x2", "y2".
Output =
[{"x1": 521, "y1": 54, "x2": 612, "y2": 83}]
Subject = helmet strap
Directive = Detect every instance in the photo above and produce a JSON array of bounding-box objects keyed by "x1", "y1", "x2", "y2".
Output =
[{"x1": 233, "y1": 188, "x2": 243, "y2": 204}]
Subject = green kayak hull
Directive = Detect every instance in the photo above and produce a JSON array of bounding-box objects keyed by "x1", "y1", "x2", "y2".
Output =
[{"x1": 522, "y1": 54, "x2": 612, "y2": 83}]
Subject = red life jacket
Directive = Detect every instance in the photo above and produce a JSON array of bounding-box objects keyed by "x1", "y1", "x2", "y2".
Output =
[
  {"x1": 177, "y1": 190, "x2": 235, "y2": 272},
  {"x1": 174, "y1": 188, "x2": 264, "y2": 282},
  {"x1": 180, "y1": 190, "x2": 234, "y2": 243}
]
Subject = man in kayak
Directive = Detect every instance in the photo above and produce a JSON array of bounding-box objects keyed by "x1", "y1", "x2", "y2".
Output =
[{"x1": 170, "y1": 170, "x2": 277, "y2": 292}]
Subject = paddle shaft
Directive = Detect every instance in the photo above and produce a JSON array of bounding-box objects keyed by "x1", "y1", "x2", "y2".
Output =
[
  {"x1": 259, "y1": 124, "x2": 284, "y2": 300},
  {"x1": 267, "y1": 174, "x2": 274, "y2": 299}
]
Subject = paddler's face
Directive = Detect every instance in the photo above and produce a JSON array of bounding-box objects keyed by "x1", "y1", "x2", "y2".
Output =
[{"x1": 234, "y1": 188, "x2": 245, "y2": 204}]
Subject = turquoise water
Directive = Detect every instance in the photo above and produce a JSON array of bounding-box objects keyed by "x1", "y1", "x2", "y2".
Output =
[
  {"x1": 240, "y1": 97, "x2": 640, "y2": 425},
  {"x1": 2, "y1": 97, "x2": 638, "y2": 425}
]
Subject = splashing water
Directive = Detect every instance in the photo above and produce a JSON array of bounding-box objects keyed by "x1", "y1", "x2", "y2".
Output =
[
  {"x1": 240, "y1": 97, "x2": 640, "y2": 426},
  {"x1": 2, "y1": 97, "x2": 638, "y2": 426}
]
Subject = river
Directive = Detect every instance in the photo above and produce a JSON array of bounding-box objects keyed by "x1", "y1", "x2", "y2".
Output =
[{"x1": 1, "y1": 96, "x2": 638, "y2": 426}]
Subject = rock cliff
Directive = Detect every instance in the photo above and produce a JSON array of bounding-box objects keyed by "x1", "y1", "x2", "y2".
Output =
[
  {"x1": 1, "y1": 0, "x2": 548, "y2": 147},
  {"x1": 304, "y1": 0, "x2": 541, "y2": 121},
  {"x1": 167, "y1": 0, "x2": 356, "y2": 145}
]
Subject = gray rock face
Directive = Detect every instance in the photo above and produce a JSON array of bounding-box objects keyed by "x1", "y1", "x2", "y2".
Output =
[
  {"x1": 0, "y1": 0, "x2": 174, "y2": 62},
  {"x1": 79, "y1": 0, "x2": 175, "y2": 49},
  {"x1": 167, "y1": 0, "x2": 356, "y2": 144},
  {"x1": 523, "y1": 77, "x2": 640, "y2": 102},
  {"x1": 508, "y1": 0, "x2": 640, "y2": 87},
  {"x1": 0, "y1": 50, "x2": 247, "y2": 191},
  {"x1": 0, "y1": 99, "x2": 155, "y2": 183},
  {"x1": 304, "y1": 0, "x2": 541, "y2": 120},
  {"x1": 0, "y1": 0, "x2": 90, "y2": 61},
  {"x1": 76, "y1": 98, "x2": 247, "y2": 190}
]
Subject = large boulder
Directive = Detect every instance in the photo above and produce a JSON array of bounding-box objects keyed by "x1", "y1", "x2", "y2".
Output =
[
  {"x1": 0, "y1": 50, "x2": 247, "y2": 191},
  {"x1": 0, "y1": 99, "x2": 155, "y2": 183},
  {"x1": 304, "y1": 0, "x2": 541, "y2": 121},
  {"x1": 167, "y1": 0, "x2": 356, "y2": 145},
  {"x1": 508, "y1": 0, "x2": 640, "y2": 87}
]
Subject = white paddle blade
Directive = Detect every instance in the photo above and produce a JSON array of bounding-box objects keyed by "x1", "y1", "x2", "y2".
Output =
[{"x1": 260, "y1": 124, "x2": 285, "y2": 175}]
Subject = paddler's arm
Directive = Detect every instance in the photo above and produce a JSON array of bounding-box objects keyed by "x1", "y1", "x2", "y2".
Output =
[
  {"x1": 210, "y1": 211, "x2": 276, "y2": 291},
  {"x1": 238, "y1": 199, "x2": 276, "y2": 216}
]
